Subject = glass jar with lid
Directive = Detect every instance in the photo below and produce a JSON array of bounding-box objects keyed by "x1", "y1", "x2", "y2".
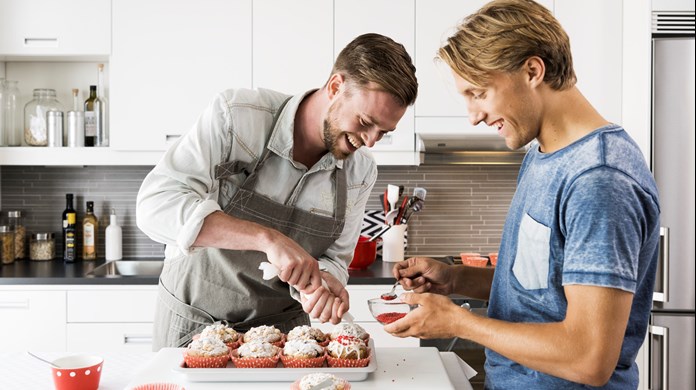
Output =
[
  {"x1": 7, "y1": 210, "x2": 26, "y2": 259},
  {"x1": 30, "y1": 233, "x2": 56, "y2": 261},
  {"x1": 24, "y1": 88, "x2": 64, "y2": 146},
  {"x1": 0, "y1": 225, "x2": 15, "y2": 264}
]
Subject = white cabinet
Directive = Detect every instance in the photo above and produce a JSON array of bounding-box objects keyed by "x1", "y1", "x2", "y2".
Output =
[
  {"x1": 66, "y1": 288, "x2": 158, "y2": 352},
  {"x1": 334, "y1": 0, "x2": 416, "y2": 159},
  {"x1": 311, "y1": 285, "x2": 419, "y2": 348},
  {"x1": 110, "y1": 0, "x2": 252, "y2": 152},
  {"x1": 554, "y1": 0, "x2": 622, "y2": 125},
  {"x1": 0, "y1": 290, "x2": 66, "y2": 352},
  {"x1": 252, "y1": 0, "x2": 332, "y2": 95},
  {"x1": 0, "y1": 0, "x2": 110, "y2": 57}
]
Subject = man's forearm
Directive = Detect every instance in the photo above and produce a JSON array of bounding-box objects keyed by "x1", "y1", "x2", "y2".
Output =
[{"x1": 193, "y1": 211, "x2": 276, "y2": 252}]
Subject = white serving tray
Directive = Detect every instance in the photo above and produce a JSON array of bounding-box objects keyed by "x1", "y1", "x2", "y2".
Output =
[{"x1": 172, "y1": 339, "x2": 377, "y2": 382}]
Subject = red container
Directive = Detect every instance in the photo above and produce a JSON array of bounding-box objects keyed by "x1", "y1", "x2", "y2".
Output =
[
  {"x1": 349, "y1": 235, "x2": 379, "y2": 270},
  {"x1": 51, "y1": 355, "x2": 103, "y2": 390}
]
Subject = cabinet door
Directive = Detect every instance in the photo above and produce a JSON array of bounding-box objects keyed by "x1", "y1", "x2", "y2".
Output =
[
  {"x1": 110, "y1": 0, "x2": 252, "y2": 151},
  {"x1": 67, "y1": 289, "x2": 157, "y2": 323},
  {"x1": 253, "y1": 0, "x2": 332, "y2": 95},
  {"x1": 414, "y1": 0, "x2": 553, "y2": 138},
  {"x1": 0, "y1": 290, "x2": 66, "y2": 352},
  {"x1": 554, "y1": 0, "x2": 622, "y2": 124},
  {"x1": 0, "y1": 0, "x2": 110, "y2": 56},
  {"x1": 334, "y1": 0, "x2": 416, "y2": 154},
  {"x1": 67, "y1": 323, "x2": 154, "y2": 352}
]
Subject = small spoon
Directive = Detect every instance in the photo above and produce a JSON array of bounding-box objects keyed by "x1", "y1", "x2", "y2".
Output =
[
  {"x1": 27, "y1": 351, "x2": 60, "y2": 368},
  {"x1": 381, "y1": 280, "x2": 400, "y2": 300}
]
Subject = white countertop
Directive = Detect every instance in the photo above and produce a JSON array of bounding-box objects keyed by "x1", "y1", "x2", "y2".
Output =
[{"x1": 0, "y1": 348, "x2": 476, "y2": 390}]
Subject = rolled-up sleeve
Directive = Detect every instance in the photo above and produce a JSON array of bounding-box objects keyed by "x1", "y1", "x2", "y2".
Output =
[{"x1": 136, "y1": 93, "x2": 230, "y2": 254}]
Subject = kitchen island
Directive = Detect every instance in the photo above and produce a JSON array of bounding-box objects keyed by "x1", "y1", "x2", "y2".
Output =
[{"x1": 0, "y1": 348, "x2": 476, "y2": 389}]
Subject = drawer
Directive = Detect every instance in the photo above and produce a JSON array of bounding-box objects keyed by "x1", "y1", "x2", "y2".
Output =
[
  {"x1": 67, "y1": 323, "x2": 154, "y2": 352},
  {"x1": 0, "y1": 290, "x2": 66, "y2": 351},
  {"x1": 67, "y1": 289, "x2": 158, "y2": 323}
]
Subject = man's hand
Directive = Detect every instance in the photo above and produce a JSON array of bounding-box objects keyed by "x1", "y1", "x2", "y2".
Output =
[
  {"x1": 300, "y1": 271, "x2": 350, "y2": 324},
  {"x1": 392, "y1": 257, "x2": 454, "y2": 295},
  {"x1": 264, "y1": 232, "x2": 323, "y2": 293},
  {"x1": 383, "y1": 292, "x2": 469, "y2": 339}
]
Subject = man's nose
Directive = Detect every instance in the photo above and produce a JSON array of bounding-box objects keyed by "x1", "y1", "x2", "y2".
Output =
[
  {"x1": 361, "y1": 129, "x2": 379, "y2": 148},
  {"x1": 468, "y1": 107, "x2": 485, "y2": 126}
]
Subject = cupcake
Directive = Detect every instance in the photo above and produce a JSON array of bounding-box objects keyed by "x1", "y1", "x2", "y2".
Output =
[
  {"x1": 330, "y1": 323, "x2": 369, "y2": 342},
  {"x1": 290, "y1": 373, "x2": 351, "y2": 390},
  {"x1": 243, "y1": 325, "x2": 284, "y2": 346},
  {"x1": 326, "y1": 335, "x2": 370, "y2": 368},
  {"x1": 287, "y1": 325, "x2": 328, "y2": 346},
  {"x1": 280, "y1": 339, "x2": 326, "y2": 368},
  {"x1": 199, "y1": 323, "x2": 242, "y2": 349},
  {"x1": 230, "y1": 340, "x2": 280, "y2": 368},
  {"x1": 183, "y1": 336, "x2": 230, "y2": 368}
]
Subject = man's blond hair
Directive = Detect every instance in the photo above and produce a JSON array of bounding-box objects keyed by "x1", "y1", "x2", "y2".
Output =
[{"x1": 439, "y1": 0, "x2": 576, "y2": 90}]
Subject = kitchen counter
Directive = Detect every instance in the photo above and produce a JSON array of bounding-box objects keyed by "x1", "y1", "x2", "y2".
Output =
[
  {"x1": 0, "y1": 258, "x2": 404, "y2": 285},
  {"x1": 0, "y1": 348, "x2": 475, "y2": 389}
]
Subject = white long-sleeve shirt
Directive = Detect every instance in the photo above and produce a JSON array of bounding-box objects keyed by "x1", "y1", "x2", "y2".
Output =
[{"x1": 136, "y1": 88, "x2": 378, "y2": 287}]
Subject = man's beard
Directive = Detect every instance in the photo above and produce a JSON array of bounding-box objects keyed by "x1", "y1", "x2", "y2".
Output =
[{"x1": 323, "y1": 118, "x2": 350, "y2": 160}]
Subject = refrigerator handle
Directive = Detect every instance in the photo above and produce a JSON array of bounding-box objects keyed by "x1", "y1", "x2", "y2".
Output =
[
  {"x1": 648, "y1": 325, "x2": 669, "y2": 390},
  {"x1": 653, "y1": 227, "x2": 669, "y2": 303}
]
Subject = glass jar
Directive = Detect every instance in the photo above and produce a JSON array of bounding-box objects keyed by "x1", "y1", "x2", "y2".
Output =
[
  {"x1": 3, "y1": 80, "x2": 22, "y2": 146},
  {"x1": 24, "y1": 88, "x2": 64, "y2": 146},
  {"x1": 30, "y1": 233, "x2": 55, "y2": 261},
  {"x1": 0, "y1": 225, "x2": 15, "y2": 264},
  {"x1": 7, "y1": 210, "x2": 26, "y2": 259}
]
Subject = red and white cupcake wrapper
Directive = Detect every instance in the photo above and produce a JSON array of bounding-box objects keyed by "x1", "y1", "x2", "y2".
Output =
[
  {"x1": 183, "y1": 351, "x2": 230, "y2": 368},
  {"x1": 229, "y1": 349, "x2": 280, "y2": 368},
  {"x1": 326, "y1": 349, "x2": 371, "y2": 368},
  {"x1": 279, "y1": 350, "x2": 326, "y2": 368}
]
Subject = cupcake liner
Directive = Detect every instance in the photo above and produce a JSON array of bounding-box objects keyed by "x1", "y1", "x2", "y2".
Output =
[
  {"x1": 229, "y1": 349, "x2": 280, "y2": 368},
  {"x1": 326, "y1": 349, "x2": 371, "y2": 368},
  {"x1": 279, "y1": 350, "x2": 326, "y2": 368},
  {"x1": 183, "y1": 351, "x2": 230, "y2": 368},
  {"x1": 131, "y1": 383, "x2": 185, "y2": 390}
]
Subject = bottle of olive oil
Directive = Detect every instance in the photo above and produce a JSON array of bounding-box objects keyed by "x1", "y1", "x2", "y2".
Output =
[
  {"x1": 83, "y1": 85, "x2": 102, "y2": 147},
  {"x1": 82, "y1": 201, "x2": 99, "y2": 260},
  {"x1": 62, "y1": 194, "x2": 77, "y2": 262}
]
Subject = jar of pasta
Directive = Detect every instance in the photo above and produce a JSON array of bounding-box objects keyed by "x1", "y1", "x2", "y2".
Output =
[
  {"x1": 29, "y1": 233, "x2": 55, "y2": 261},
  {"x1": 7, "y1": 211, "x2": 26, "y2": 259},
  {"x1": 0, "y1": 225, "x2": 15, "y2": 264}
]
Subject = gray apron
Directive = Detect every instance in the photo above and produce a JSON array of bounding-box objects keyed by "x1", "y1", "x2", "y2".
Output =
[{"x1": 152, "y1": 98, "x2": 347, "y2": 349}]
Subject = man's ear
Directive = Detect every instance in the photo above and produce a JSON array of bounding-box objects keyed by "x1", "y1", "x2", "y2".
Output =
[
  {"x1": 326, "y1": 73, "x2": 345, "y2": 99},
  {"x1": 525, "y1": 56, "x2": 546, "y2": 88}
]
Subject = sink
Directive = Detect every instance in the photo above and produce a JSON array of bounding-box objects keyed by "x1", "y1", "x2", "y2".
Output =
[{"x1": 86, "y1": 260, "x2": 164, "y2": 277}]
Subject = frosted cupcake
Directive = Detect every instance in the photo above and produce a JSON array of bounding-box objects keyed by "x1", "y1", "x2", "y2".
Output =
[
  {"x1": 287, "y1": 325, "x2": 328, "y2": 346},
  {"x1": 230, "y1": 340, "x2": 280, "y2": 368},
  {"x1": 243, "y1": 325, "x2": 284, "y2": 347},
  {"x1": 329, "y1": 323, "x2": 369, "y2": 342},
  {"x1": 183, "y1": 336, "x2": 230, "y2": 368},
  {"x1": 280, "y1": 339, "x2": 326, "y2": 368},
  {"x1": 199, "y1": 323, "x2": 242, "y2": 349},
  {"x1": 290, "y1": 373, "x2": 351, "y2": 390},
  {"x1": 326, "y1": 335, "x2": 370, "y2": 368}
]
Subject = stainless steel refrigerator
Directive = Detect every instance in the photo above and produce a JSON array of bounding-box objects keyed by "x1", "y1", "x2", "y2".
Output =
[{"x1": 649, "y1": 5, "x2": 695, "y2": 389}]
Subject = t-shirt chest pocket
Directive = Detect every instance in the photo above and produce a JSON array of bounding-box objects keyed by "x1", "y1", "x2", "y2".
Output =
[{"x1": 512, "y1": 213, "x2": 551, "y2": 290}]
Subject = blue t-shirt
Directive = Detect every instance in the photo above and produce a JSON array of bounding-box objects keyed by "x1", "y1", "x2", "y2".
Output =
[{"x1": 485, "y1": 125, "x2": 660, "y2": 389}]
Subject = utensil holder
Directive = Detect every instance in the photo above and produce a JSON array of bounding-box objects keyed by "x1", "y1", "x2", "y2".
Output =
[{"x1": 381, "y1": 224, "x2": 407, "y2": 262}]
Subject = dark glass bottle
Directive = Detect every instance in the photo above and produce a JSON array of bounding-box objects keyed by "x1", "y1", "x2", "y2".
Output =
[
  {"x1": 62, "y1": 194, "x2": 77, "y2": 262},
  {"x1": 83, "y1": 85, "x2": 102, "y2": 147}
]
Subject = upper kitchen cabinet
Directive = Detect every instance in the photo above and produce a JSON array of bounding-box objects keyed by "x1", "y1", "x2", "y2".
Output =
[
  {"x1": 334, "y1": 0, "x2": 418, "y2": 165},
  {"x1": 554, "y1": 0, "x2": 622, "y2": 125},
  {"x1": 0, "y1": 0, "x2": 110, "y2": 58},
  {"x1": 252, "y1": 0, "x2": 332, "y2": 95},
  {"x1": 110, "y1": 0, "x2": 252, "y2": 151}
]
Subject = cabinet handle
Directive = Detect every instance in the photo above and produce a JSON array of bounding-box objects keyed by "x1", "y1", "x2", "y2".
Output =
[
  {"x1": 123, "y1": 335, "x2": 153, "y2": 345},
  {"x1": 24, "y1": 38, "x2": 59, "y2": 48},
  {"x1": 165, "y1": 135, "x2": 181, "y2": 143},
  {"x1": 648, "y1": 325, "x2": 668, "y2": 390},
  {"x1": 653, "y1": 227, "x2": 669, "y2": 303},
  {"x1": 0, "y1": 300, "x2": 30, "y2": 309}
]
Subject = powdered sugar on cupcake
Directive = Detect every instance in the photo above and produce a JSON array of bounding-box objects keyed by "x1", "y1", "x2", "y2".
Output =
[
  {"x1": 243, "y1": 325, "x2": 282, "y2": 343},
  {"x1": 186, "y1": 336, "x2": 229, "y2": 357},
  {"x1": 298, "y1": 373, "x2": 349, "y2": 390},
  {"x1": 237, "y1": 340, "x2": 279, "y2": 358}
]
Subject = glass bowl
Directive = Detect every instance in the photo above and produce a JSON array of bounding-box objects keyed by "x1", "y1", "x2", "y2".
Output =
[{"x1": 367, "y1": 297, "x2": 417, "y2": 325}]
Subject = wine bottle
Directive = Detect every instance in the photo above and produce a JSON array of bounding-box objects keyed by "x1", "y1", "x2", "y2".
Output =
[
  {"x1": 62, "y1": 194, "x2": 77, "y2": 263},
  {"x1": 96, "y1": 64, "x2": 108, "y2": 147},
  {"x1": 82, "y1": 201, "x2": 99, "y2": 260},
  {"x1": 83, "y1": 85, "x2": 102, "y2": 147}
]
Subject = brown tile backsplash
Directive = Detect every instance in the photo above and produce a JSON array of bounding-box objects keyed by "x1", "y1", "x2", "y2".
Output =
[{"x1": 0, "y1": 164, "x2": 519, "y2": 259}]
